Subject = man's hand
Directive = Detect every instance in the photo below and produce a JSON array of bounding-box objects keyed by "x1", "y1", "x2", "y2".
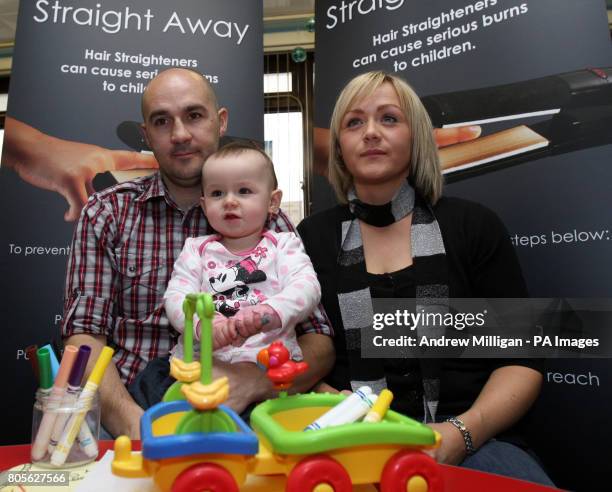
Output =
[
  {"x1": 211, "y1": 360, "x2": 271, "y2": 414},
  {"x1": 211, "y1": 332, "x2": 335, "y2": 414},
  {"x1": 3, "y1": 117, "x2": 158, "y2": 221},
  {"x1": 63, "y1": 333, "x2": 143, "y2": 439}
]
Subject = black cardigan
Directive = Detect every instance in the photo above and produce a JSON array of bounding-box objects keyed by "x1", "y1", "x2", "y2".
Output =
[{"x1": 298, "y1": 196, "x2": 541, "y2": 420}]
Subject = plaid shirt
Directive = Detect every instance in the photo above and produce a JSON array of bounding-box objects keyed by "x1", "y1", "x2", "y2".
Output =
[{"x1": 62, "y1": 172, "x2": 331, "y2": 384}]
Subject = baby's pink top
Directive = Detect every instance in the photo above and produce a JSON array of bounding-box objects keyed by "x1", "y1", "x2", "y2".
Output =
[{"x1": 164, "y1": 231, "x2": 321, "y2": 363}]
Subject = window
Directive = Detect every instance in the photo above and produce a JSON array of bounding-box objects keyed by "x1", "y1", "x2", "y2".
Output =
[
  {"x1": 263, "y1": 52, "x2": 314, "y2": 224},
  {"x1": 264, "y1": 72, "x2": 292, "y2": 94},
  {"x1": 264, "y1": 111, "x2": 303, "y2": 226}
]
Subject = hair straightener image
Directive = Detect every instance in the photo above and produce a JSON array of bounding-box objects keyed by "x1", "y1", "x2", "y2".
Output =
[{"x1": 421, "y1": 68, "x2": 612, "y2": 182}]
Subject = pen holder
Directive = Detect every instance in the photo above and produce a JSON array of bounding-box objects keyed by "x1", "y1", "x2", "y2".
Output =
[{"x1": 31, "y1": 388, "x2": 101, "y2": 468}]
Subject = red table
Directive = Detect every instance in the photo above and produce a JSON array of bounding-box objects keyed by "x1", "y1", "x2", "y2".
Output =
[{"x1": 0, "y1": 442, "x2": 560, "y2": 491}]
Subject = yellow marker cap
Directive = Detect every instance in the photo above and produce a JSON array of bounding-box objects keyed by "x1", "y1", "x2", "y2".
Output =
[
  {"x1": 88, "y1": 346, "x2": 114, "y2": 386},
  {"x1": 371, "y1": 389, "x2": 394, "y2": 414},
  {"x1": 364, "y1": 389, "x2": 394, "y2": 423}
]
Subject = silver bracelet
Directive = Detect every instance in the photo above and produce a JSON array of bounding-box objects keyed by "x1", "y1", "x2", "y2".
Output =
[{"x1": 446, "y1": 416, "x2": 476, "y2": 456}]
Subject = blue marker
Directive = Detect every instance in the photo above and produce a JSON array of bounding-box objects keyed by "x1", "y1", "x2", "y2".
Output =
[{"x1": 41, "y1": 344, "x2": 60, "y2": 380}]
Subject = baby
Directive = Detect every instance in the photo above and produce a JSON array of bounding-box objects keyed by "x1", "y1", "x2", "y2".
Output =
[{"x1": 164, "y1": 142, "x2": 321, "y2": 363}]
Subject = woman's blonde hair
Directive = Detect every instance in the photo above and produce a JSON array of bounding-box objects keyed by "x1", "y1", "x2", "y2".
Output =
[{"x1": 328, "y1": 71, "x2": 442, "y2": 204}]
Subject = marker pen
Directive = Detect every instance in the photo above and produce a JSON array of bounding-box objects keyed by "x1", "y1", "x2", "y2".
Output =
[
  {"x1": 305, "y1": 386, "x2": 378, "y2": 431},
  {"x1": 51, "y1": 346, "x2": 113, "y2": 466},
  {"x1": 31, "y1": 349, "x2": 53, "y2": 460},
  {"x1": 26, "y1": 345, "x2": 39, "y2": 383},
  {"x1": 41, "y1": 344, "x2": 60, "y2": 380},
  {"x1": 47, "y1": 346, "x2": 90, "y2": 456},
  {"x1": 31, "y1": 345, "x2": 78, "y2": 461},
  {"x1": 364, "y1": 389, "x2": 394, "y2": 423},
  {"x1": 36, "y1": 348, "x2": 53, "y2": 394}
]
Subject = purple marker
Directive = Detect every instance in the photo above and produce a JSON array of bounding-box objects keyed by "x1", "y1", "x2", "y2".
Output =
[{"x1": 48, "y1": 345, "x2": 92, "y2": 456}]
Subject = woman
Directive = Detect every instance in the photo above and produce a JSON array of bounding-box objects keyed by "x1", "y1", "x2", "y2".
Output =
[{"x1": 298, "y1": 71, "x2": 554, "y2": 485}]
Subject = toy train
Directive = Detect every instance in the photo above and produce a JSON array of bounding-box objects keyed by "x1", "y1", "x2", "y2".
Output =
[{"x1": 112, "y1": 293, "x2": 443, "y2": 491}]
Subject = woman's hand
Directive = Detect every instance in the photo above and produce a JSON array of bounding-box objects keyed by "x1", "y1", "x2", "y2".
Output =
[
  {"x1": 428, "y1": 366, "x2": 542, "y2": 465},
  {"x1": 427, "y1": 421, "x2": 468, "y2": 465}
]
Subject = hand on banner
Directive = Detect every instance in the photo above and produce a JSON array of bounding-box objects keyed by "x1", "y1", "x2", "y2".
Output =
[
  {"x1": 2, "y1": 117, "x2": 159, "y2": 221},
  {"x1": 432, "y1": 125, "x2": 482, "y2": 147},
  {"x1": 313, "y1": 125, "x2": 482, "y2": 177}
]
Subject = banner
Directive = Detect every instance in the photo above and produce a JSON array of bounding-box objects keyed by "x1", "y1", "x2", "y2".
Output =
[
  {"x1": 314, "y1": 1, "x2": 612, "y2": 489},
  {"x1": 0, "y1": 0, "x2": 262, "y2": 444}
]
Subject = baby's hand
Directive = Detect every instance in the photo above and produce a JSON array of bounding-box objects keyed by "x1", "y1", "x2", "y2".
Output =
[
  {"x1": 212, "y1": 313, "x2": 238, "y2": 350},
  {"x1": 233, "y1": 304, "x2": 281, "y2": 339}
]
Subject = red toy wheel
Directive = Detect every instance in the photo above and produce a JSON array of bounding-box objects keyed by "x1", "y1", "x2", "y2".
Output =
[
  {"x1": 380, "y1": 450, "x2": 443, "y2": 492},
  {"x1": 171, "y1": 463, "x2": 239, "y2": 492},
  {"x1": 286, "y1": 455, "x2": 352, "y2": 492}
]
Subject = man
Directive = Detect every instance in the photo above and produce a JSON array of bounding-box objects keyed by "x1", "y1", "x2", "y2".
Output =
[{"x1": 62, "y1": 68, "x2": 334, "y2": 438}]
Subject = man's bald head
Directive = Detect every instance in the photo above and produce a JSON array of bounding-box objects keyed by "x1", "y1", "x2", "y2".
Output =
[
  {"x1": 139, "y1": 67, "x2": 228, "y2": 199},
  {"x1": 141, "y1": 68, "x2": 219, "y2": 120}
]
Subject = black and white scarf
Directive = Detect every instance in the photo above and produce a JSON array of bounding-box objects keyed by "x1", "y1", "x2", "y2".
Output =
[{"x1": 337, "y1": 179, "x2": 448, "y2": 423}]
